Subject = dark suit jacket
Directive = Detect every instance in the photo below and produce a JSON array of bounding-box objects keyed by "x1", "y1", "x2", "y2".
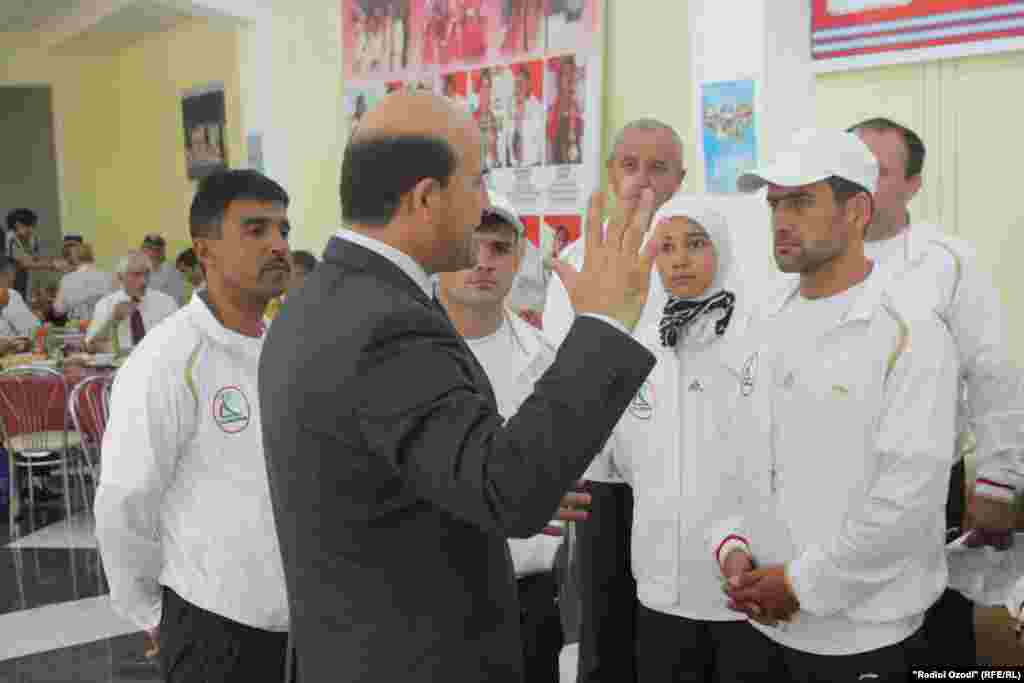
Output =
[{"x1": 259, "y1": 237, "x2": 654, "y2": 683}]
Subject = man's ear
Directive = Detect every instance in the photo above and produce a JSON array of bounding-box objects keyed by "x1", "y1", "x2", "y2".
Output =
[
  {"x1": 410, "y1": 177, "x2": 442, "y2": 219},
  {"x1": 193, "y1": 239, "x2": 214, "y2": 273},
  {"x1": 849, "y1": 193, "x2": 874, "y2": 235},
  {"x1": 906, "y1": 173, "x2": 922, "y2": 202}
]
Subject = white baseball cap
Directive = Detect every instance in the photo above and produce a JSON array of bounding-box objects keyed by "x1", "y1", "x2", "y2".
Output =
[
  {"x1": 483, "y1": 190, "x2": 525, "y2": 237},
  {"x1": 737, "y1": 128, "x2": 879, "y2": 196}
]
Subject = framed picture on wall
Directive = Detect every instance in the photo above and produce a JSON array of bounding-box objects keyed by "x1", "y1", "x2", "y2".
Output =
[{"x1": 182, "y1": 83, "x2": 228, "y2": 179}]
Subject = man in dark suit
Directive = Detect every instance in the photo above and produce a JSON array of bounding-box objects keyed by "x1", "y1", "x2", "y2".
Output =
[{"x1": 259, "y1": 91, "x2": 660, "y2": 683}]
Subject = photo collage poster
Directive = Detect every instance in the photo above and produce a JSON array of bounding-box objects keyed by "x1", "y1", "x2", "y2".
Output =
[{"x1": 341, "y1": 0, "x2": 605, "y2": 264}]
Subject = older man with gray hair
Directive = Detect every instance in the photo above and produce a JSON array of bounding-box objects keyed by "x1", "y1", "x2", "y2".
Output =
[
  {"x1": 86, "y1": 250, "x2": 178, "y2": 354},
  {"x1": 544, "y1": 117, "x2": 687, "y2": 683}
]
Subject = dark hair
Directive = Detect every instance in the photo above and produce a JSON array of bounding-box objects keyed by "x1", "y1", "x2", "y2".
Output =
[
  {"x1": 826, "y1": 176, "x2": 875, "y2": 233},
  {"x1": 6, "y1": 208, "x2": 37, "y2": 232},
  {"x1": 0, "y1": 254, "x2": 17, "y2": 274},
  {"x1": 846, "y1": 117, "x2": 925, "y2": 179},
  {"x1": 478, "y1": 213, "x2": 519, "y2": 241},
  {"x1": 176, "y1": 247, "x2": 198, "y2": 269},
  {"x1": 826, "y1": 176, "x2": 870, "y2": 204},
  {"x1": 340, "y1": 134, "x2": 457, "y2": 225},
  {"x1": 189, "y1": 169, "x2": 289, "y2": 240},
  {"x1": 291, "y1": 250, "x2": 318, "y2": 274}
]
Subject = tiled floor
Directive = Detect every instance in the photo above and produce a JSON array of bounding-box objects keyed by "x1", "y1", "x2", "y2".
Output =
[{"x1": 0, "y1": 502, "x2": 160, "y2": 682}]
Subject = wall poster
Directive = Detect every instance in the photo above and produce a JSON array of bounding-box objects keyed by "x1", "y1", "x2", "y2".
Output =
[
  {"x1": 182, "y1": 83, "x2": 228, "y2": 180},
  {"x1": 812, "y1": 0, "x2": 1024, "y2": 71},
  {"x1": 341, "y1": 0, "x2": 605, "y2": 274}
]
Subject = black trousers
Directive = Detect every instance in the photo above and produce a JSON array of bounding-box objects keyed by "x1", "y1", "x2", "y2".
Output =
[
  {"x1": 576, "y1": 481, "x2": 638, "y2": 683},
  {"x1": 517, "y1": 571, "x2": 564, "y2": 683},
  {"x1": 159, "y1": 587, "x2": 290, "y2": 683},
  {"x1": 636, "y1": 605, "x2": 784, "y2": 683},
  {"x1": 922, "y1": 457, "x2": 977, "y2": 666},
  {"x1": 776, "y1": 628, "x2": 930, "y2": 683}
]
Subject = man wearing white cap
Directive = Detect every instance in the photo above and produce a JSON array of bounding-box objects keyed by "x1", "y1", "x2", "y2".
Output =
[
  {"x1": 849, "y1": 117, "x2": 1024, "y2": 666},
  {"x1": 435, "y1": 190, "x2": 578, "y2": 682},
  {"x1": 714, "y1": 128, "x2": 958, "y2": 680}
]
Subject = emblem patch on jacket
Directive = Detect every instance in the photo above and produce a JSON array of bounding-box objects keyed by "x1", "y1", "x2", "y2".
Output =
[
  {"x1": 212, "y1": 386, "x2": 251, "y2": 434},
  {"x1": 629, "y1": 380, "x2": 654, "y2": 420},
  {"x1": 741, "y1": 353, "x2": 758, "y2": 397}
]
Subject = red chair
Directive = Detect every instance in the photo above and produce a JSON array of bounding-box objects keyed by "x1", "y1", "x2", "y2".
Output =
[{"x1": 0, "y1": 366, "x2": 81, "y2": 536}]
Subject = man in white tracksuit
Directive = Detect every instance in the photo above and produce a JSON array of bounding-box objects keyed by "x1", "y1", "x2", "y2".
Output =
[
  {"x1": 95, "y1": 170, "x2": 293, "y2": 682},
  {"x1": 850, "y1": 117, "x2": 1024, "y2": 665},
  {"x1": 714, "y1": 129, "x2": 959, "y2": 681},
  {"x1": 542, "y1": 118, "x2": 686, "y2": 683},
  {"x1": 436, "y1": 191, "x2": 575, "y2": 683}
]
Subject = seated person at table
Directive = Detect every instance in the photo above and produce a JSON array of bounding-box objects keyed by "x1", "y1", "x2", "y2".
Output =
[
  {"x1": 0, "y1": 254, "x2": 41, "y2": 339},
  {"x1": 53, "y1": 243, "x2": 116, "y2": 321},
  {"x1": 86, "y1": 251, "x2": 178, "y2": 354},
  {"x1": 176, "y1": 247, "x2": 205, "y2": 293}
]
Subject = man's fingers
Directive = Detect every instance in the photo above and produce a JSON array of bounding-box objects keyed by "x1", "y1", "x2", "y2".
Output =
[
  {"x1": 604, "y1": 193, "x2": 637, "y2": 253},
  {"x1": 549, "y1": 259, "x2": 579, "y2": 304},
  {"x1": 581, "y1": 192, "x2": 606, "y2": 266},
  {"x1": 622, "y1": 188, "x2": 656, "y2": 261}
]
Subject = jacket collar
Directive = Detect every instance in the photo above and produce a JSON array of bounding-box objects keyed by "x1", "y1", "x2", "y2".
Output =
[
  {"x1": 764, "y1": 264, "x2": 891, "y2": 326},
  {"x1": 904, "y1": 221, "x2": 944, "y2": 265},
  {"x1": 330, "y1": 228, "x2": 433, "y2": 302},
  {"x1": 185, "y1": 292, "x2": 264, "y2": 359},
  {"x1": 322, "y1": 233, "x2": 433, "y2": 308}
]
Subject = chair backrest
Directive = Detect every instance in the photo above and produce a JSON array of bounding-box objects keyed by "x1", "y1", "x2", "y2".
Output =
[
  {"x1": 0, "y1": 367, "x2": 70, "y2": 451},
  {"x1": 69, "y1": 373, "x2": 113, "y2": 452}
]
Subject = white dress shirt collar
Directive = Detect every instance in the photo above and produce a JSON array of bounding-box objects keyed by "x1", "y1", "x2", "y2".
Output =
[{"x1": 335, "y1": 228, "x2": 433, "y2": 299}]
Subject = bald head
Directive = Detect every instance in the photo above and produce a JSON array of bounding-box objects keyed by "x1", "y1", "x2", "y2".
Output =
[
  {"x1": 340, "y1": 91, "x2": 489, "y2": 275},
  {"x1": 342, "y1": 92, "x2": 481, "y2": 227},
  {"x1": 353, "y1": 91, "x2": 472, "y2": 143}
]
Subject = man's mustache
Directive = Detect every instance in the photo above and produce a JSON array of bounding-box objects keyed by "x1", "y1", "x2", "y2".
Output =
[{"x1": 262, "y1": 260, "x2": 292, "y2": 273}]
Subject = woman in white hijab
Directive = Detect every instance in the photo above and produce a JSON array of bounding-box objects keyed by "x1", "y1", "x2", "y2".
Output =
[{"x1": 587, "y1": 196, "x2": 780, "y2": 682}]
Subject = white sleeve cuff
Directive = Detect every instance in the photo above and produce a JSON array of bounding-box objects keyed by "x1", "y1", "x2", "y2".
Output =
[
  {"x1": 716, "y1": 537, "x2": 751, "y2": 568},
  {"x1": 975, "y1": 478, "x2": 1017, "y2": 503}
]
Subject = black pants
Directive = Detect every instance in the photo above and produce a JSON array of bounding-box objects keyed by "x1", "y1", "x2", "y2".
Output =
[
  {"x1": 159, "y1": 587, "x2": 290, "y2": 683},
  {"x1": 517, "y1": 571, "x2": 563, "y2": 683},
  {"x1": 776, "y1": 628, "x2": 930, "y2": 683},
  {"x1": 576, "y1": 481, "x2": 638, "y2": 683},
  {"x1": 636, "y1": 606, "x2": 784, "y2": 682},
  {"x1": 922, "y1": 457, "x2": 976, "y2": 666}
]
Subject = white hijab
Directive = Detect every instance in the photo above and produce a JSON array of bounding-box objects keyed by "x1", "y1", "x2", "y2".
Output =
[{"x1": 645, "y1": 195, "x2": 737, "y2": 347}]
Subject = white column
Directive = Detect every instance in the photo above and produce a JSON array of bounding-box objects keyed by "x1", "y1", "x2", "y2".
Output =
[{"x1": 687, "y1": 0, "x2": 817, "y2": 296}]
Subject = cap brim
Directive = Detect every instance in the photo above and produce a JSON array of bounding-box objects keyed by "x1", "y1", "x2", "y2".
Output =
[
  {"x1": 483, "y1": 206, "x2": 525, "y2": 236},
  {"x1": 737, "y1": 166, "x2": 829, "y2": 194}
]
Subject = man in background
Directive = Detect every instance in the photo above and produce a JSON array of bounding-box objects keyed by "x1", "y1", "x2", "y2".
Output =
[
  {"x1": 86, "y1": 251, "x2": 177, "y2": 354},
  {"x1": 544, "y1": 117, "x2": 687, "y2": 683},
  {"x1": 0, "y1": 254, "x2": 40, "y2": 338},
  {"x1": 53, "y1": 243, "x2": 115, "y2": 321},
  {"x1": 436, "y1": 190, "x2": 571, "y2": 682},
  {"x1": 851, "y1": 116, "x2": 1024, "y2": 666},
  {"x1": 141, "y1": 234, "x2": 188, "y2": 305},
  {"x1": 5, "y1": 208, "x2": 68, "y2": 300},
  {"x1": 264, "y1": 250, "x2": 318, "y2": 320},
  {"x1": 176, "y1": 247, "x2": 205, "y2": 293}
]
